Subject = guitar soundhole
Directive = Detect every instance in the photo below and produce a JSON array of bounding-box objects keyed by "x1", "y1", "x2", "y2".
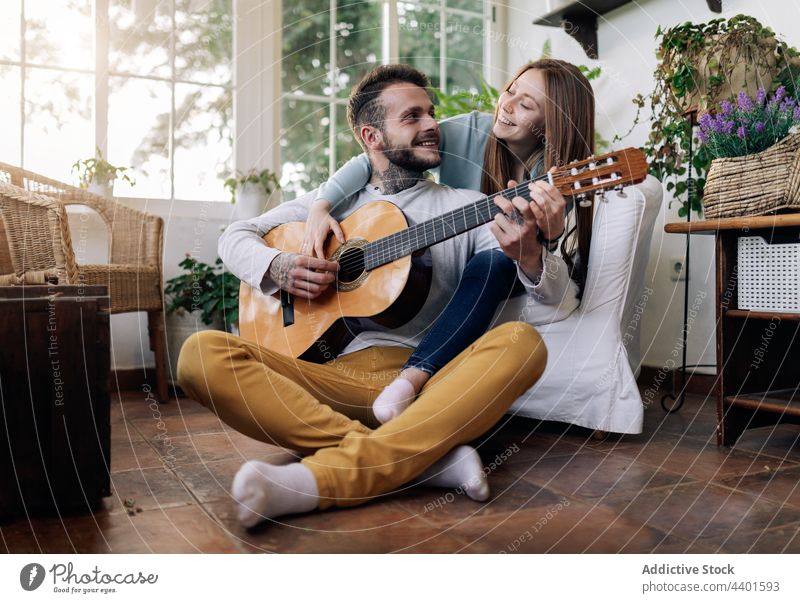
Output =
[{"x1": 337, "y1": 246, "x2": 366, "y2": 287}]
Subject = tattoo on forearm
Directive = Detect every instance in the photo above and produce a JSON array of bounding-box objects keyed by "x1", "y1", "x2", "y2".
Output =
[
  {"x1": 374, "y1": 164, "x2": 423, "y2": 195},
  {"x1": 269, "y1": 252, "x2": 298, "y2": 290}
]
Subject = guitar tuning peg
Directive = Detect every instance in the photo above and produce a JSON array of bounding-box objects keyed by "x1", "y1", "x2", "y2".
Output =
[
  {"x1": 614, "y1": 183, "x2": 627, "y2": 197},
  {"x1": 577, "y1": 193, "x2": 592, "y2": 208},
  {"x1": 595, "y1": 189, "x2": 609, "y2": 203}
]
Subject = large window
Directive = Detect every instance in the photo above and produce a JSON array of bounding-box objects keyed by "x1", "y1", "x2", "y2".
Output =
[
  {"x1": 1, "y1": 1, "x2": 487, "y2": 202},
  {"x1": 280, "y1": 0, "x2": 489, "y2": 198},
  {"x1": 0, "y1": 0, "x2": 233, "y2": 201}
]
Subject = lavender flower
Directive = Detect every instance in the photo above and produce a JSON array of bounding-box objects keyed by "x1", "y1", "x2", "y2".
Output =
[
  {"x1": 737, "y1": 91, "x2": 753, "y2": 112},
  {"x1": 699, "y1": 87, "x2": 800, "y2": 161},
  {"x1": 705, "y1": 113, "x2": 722, "y2": 133}
]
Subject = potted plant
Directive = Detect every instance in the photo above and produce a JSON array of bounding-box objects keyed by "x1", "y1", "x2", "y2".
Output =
[
  {"x1": 699, "y1": 85, "x2": 800, "y2": 218},
  {"x1": 619, "y1": 15, "x2": 800, "y2": 217},
  {"x1": 224, "y1": 168, "x2": 280, "y2": 219},
  {"x1": 72, "y1": 147, "x2": 136, "y2": 197},
  {"x1": 163, "y1": 255, "x2": 240, "y2": 382}
]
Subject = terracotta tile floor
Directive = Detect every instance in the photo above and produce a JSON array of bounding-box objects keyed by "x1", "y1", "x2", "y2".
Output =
[{"x1": 2, "y1": 389, "x2": 799, "y2": 553}]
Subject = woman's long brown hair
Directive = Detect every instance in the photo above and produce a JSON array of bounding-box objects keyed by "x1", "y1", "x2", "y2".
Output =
[{"x1": 481, "y1": 59, "x2": 595, "y2": 295}]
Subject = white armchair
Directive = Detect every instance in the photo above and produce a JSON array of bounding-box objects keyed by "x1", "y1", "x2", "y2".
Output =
[{"x1": 496, "y1": 175, "x2": 663, "y2": 434}]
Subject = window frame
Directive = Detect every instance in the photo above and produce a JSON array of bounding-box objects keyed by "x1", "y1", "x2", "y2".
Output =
[
  {"x1": 1, "y1": 0, "x2": 499, "y2": 213},
  {"x1": 1, "y1": 0, "x2": 234, "y2": 208},
  {"x1": 281, "y1": 0, "x2": 491, "y2": 191}
]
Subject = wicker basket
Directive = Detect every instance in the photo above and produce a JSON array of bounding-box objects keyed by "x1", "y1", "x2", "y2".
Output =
[{"x1": 702, "y1": 133, "x2": 800, "y2": 219}]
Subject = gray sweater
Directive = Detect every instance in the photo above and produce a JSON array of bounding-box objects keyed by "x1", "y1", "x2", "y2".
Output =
[{"x1": 219, "y1": 179, "x2": 573, "y2": 356}]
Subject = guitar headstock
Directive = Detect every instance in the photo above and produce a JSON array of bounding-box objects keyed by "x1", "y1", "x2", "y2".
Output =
[{"x1": 551, "y1": 147, "x2": 648, "y2": 203}]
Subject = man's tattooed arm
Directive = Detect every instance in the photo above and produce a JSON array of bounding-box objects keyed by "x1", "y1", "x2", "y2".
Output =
[
  {"x1": 268, "y1": 252, "x2": 299, "y2": 291},
  {"x1": 267, "y1": 252, "x2": 338, "y2": 299}
]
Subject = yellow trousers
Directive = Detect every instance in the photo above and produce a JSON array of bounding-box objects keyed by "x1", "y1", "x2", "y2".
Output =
[{"x1": 177, "y1": 321, "x2": 546, "y2": 510}]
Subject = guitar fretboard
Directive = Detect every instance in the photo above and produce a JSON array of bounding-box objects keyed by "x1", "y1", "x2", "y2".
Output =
[{"x1": 363, "y1": 179, "x2": 539, "y2": 271}]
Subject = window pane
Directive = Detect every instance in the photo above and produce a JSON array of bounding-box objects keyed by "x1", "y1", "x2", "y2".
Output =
[
  {"x1": 108, "y1": 76, "x2": 171, "y2": 198},
  {"x1": 335, "y1": 103, "x2": 361, "y2": 168},
  {"x1": 280, "y1": 99, "x2": 330, "y2": 198},
  {"x1": 24, "y1": 68, "x2": 93, "y2": 183},
  {"x1": 175, "y1": 0, "x2": 233, "y2": 85},
  {"x1": 398, "y1": 2, "x2": 440, "y2": 89},
  {"x1": 0, "y1": 0, "x2": 20, "y2": 61},
  {"x1": 25, "y1": 0, "x2": 93, "y2": 70},
  {"x1": 173, "y1": 83, "x2": 232, "y2": 200},
  {"x1": 335, "y1": 0, "x2": 381, "y2": 98},
  {"x1": 109, "y1": 0, "x2": 172, "y2": 78},
  {"x1": 0, "y1": 66, "x2": 21, "y2": 166},
  {"x1": 446, "y1": 0, "x2": 483, "y2": 12},
  {"x1": 445, "y1": 13, "x2": 483, "y2": 93},
  {"x1": 282, "y1": 1, "x2": 331, "y2": 97}
]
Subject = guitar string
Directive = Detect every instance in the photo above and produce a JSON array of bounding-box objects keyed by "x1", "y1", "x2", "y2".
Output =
[
  {"x1": 334, "y1": 173, "x2": 549, "y2": 274},
  {"x1": 333, "y1": 156, "x2": 634, "y2": 273},
  {"x1": 334, "y1": 176, "x2": 544, "y2": 274},
  {"x1": 359, "y1": 156, "x2": 639, "y2": 271}
]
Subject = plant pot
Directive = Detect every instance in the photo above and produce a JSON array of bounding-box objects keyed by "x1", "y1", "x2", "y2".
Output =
[
  {"x1": 166, "y1": 309, "x2": 223, "y2": 385},
  {"x1": 233, "y1": 182, "x2": 269, "y2": 220},
  {"x1": 87, "y1": 181, "x2": 113, "y2": 198},
  {"x1": 702, "y1": 133, "x2": 800, "y2": 219},
  {"x1": 673, "y1": 37, "x2": 777, "y2": 113}
]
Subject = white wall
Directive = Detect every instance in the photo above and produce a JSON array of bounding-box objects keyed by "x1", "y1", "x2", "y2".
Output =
[{"x1": 504, "y1": 0, "x2": 800, "y2": 371}]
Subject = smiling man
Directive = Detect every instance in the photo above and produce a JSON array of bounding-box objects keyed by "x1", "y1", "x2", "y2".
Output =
[{"x1": 176, "y1": 64, "x2": 547, "y2": 527}]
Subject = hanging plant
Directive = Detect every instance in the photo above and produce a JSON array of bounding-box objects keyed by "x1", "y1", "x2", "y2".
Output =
[{"x1": 618, "y1": 15, "x2": 800, "y2": 217}]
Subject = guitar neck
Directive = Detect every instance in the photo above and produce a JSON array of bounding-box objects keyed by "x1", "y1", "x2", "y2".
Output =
[
  {"x1": 360, "y1": 147, "x2": 648, "y2": 271},
  {"x1": 363, "y1": 179, "x2": 537, "y2": 271}
]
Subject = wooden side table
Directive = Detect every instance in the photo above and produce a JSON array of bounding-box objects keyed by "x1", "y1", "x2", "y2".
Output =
[{"x1": 665, "y1": 214, "x2": 800, "y2": 446}]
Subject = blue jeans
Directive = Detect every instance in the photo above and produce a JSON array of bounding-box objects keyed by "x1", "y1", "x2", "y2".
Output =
[{"x1": 404, "y1": 249, "x2": 525, "y2": 375}]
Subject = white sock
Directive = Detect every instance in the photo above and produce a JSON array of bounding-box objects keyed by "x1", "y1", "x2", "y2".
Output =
[
  {"x1": 415, "y1": 445, "x2": 490, "y2": 502},
  {"x1": 372, "y1": 377, "x2": 417, "y2": 424},
  {"x1": 232, "y1": 460, "x2": 319, "y2": 528}
]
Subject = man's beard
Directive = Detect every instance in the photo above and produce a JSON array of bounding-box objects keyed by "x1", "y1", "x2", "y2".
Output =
[{"x1": 381, "y1": 132, "x2": 441, "y2": 172}]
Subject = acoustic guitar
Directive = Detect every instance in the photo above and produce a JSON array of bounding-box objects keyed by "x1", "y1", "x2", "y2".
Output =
[{"x1": 238, "y1": 148, "x2": 648, "y2": 361}]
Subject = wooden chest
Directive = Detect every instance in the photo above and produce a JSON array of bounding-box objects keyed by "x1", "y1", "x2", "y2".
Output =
[{"x1": 0, "y1": 285, "x2": 110, "y2": 519}]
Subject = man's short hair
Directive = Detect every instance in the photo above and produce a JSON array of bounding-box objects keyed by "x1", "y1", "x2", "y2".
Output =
[{"x1": 346, "y1": 64, "x2": 432, "y2": 147}]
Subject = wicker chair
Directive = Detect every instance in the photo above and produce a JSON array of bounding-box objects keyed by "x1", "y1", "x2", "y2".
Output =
[{"x1": 0, "y1": 164, "x2": 168, "y2": 402}]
